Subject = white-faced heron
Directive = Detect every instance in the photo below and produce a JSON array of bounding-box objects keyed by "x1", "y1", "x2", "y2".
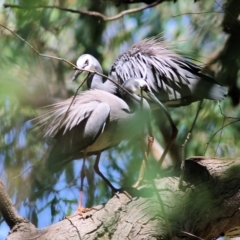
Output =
[
  {"x1": 39, "y1": 78, "x2": 165, "y2": 214},
  {"x1": 72, "y1": 37, "x2": 227, "y2": 106},
  {"x1": 71, "y1": 37, "x2": 228, "y2": 181}
]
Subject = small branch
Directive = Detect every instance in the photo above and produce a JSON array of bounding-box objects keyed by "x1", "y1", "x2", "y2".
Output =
[
  {"x1": 0, "y1": 24, "x2": 75, "y2": 68},
  {"x1": 0, "y1": 24, "x2": 138, "y2": 101},
  {"x1": 204, "y1": 118, "x2": 240, "y2": 155},
  {"x1": 181, "y1": 231, "x2": 204, "y2": 240},
  {"x1": 172, "y1": 11, "x2": 224, "y2": 18},
  {"x1": 0, "y1": 180, "x2": 27, "y2": 229},
  {"x1": 4, "y1": 1, "x2": 162, "y2": 22},
  {"x1": 55, "y1": 74, "x2": 90, "y2": 135},
  {"x1": 204, "y1": 102, "x2": 240, "y2": 155}
]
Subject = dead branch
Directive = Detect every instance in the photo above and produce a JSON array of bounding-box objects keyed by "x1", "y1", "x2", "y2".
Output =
[
  {"x1": 4, "y1": 1, "x2": 162, "y2": 22},
  {"x1": 0, "y1": 180, "x2": 33, "y2": 231}
]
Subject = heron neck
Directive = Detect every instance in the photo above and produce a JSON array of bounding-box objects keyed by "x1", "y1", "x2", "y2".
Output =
[
  {"x1": 88, "y1": 74, "x2": 117, "y2": 94},
  {"x1": 124, "y1": 94, "x2": 150, "y2": 113}
]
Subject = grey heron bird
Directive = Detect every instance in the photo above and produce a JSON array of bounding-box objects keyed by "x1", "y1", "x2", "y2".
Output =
[
  {"x1": 72, "y1": 38, "x2": 227, "y2": 107},
  {"x1": 71, "y1": 37, "x2": 228, "y2": 171},
  {"x1": 38, "y1": 78, "x2": 164, "y2": 214}
]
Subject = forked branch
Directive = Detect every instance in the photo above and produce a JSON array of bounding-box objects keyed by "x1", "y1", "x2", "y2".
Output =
[{"x1": 4, "y1": 1, "x2": 162, "y2": 22}]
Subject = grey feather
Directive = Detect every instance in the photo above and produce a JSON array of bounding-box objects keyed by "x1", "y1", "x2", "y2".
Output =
[
  {"x1": 37, "y1": 80, "x2": 155, "y2": 171},
  {"x1": 73, "y1": 37, "x2": 227, "y2": 107}
]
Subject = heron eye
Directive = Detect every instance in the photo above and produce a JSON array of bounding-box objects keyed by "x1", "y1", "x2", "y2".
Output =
[
  {"x1": 85, "y1": 59, "x2": 89, "y2": 65},
  {"x1": 141, "y1": 84, "x2": 150, "y2": 92}
]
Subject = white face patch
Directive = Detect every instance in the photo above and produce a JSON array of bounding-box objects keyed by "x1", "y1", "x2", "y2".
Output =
[
  {"x1": 134, "y1": 79, "x2": 151, "y2": 96},
  {"x1": 141, "y1": 91, "x2": 151, "y2": 101},
  {"x1": 135, "y1": 87, "x2": 142, "y2": 97},
  {"x1": 76, "y1": 55, "x2": 92, "y2": 70},
  {"x1": 135, "y1": 88, "x2": 151, "y2": 101}
]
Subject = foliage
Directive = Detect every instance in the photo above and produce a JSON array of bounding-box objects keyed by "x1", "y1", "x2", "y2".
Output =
[{"x1": 1, "y1": 0, "x2": 239, "y2": 238}]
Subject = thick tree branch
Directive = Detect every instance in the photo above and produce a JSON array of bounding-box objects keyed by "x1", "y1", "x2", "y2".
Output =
[
  {"x1": 4, "y1": 1, "x2": 162, "y2": 22},
  {"x1": 4, "y1": 157, "x2": 240, "y2": 239},
  {"x1": 0, "y1": 180, "x2": 32, "y2": 230}
]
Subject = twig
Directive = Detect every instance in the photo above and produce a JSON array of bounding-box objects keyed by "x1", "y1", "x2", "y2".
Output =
[
  {"x1": 56, "y1": 74, "x2": 90, "y2": 133},
  {"x1": 172, "y1": 11, "x2": 224, "y2": 18},
  {"x1": 179, "y1": 100, "x2": 203, "y2": 188},
  {"x1": 218, "y1": 101, "x2": 239, "y2": 120},
  {"x1": 214, "y1": 102, "x2": 227, "y2": 157},
  {"x1": 0, "y1": 23, "x2": 139, "y2": 101},
  {"x1": 204, "y1": 101, "x2": 240, "y2": 155},
  {"x1": 181, "y1": 231, "x2": 204, "y2": 240},
  {"x1": 0, "y1": 24, "x2": 75, "y2": 68},
  {"x1": 214, "y1": 0, "x2": 240, "y2": 25},
  {"x1": 4, "y1": 1, "x2": 162, "y2": 22},
  {"x1": 204, "y1": 119, "x2": 240, "y2": 155}
]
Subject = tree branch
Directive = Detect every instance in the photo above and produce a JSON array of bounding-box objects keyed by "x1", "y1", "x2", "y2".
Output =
[
  {"x1": 4, "y1": 1, "x2": 162, "y2": 22},
  {"x1": 4, "y1": 157, "x2": 240, "y2": 239},
  {"x1": 0, "y1": 180, "x2": 28, "y2": 229},
  {"x1": 0, "y1": 24, "x2": 139, "y2": 101}
]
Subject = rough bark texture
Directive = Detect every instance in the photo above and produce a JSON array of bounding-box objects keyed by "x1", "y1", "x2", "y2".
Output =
[
  {"x1": 3, "y1": 157, "x2": 240, "y2": 239},
  {"x1": 0, "y1": 182, "x2": 27, "y2": 230}
]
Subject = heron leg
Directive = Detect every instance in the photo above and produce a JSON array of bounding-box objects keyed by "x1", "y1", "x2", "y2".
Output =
[
  {"x1": 94, "y1": 153, "x2": 131, "y2": 199},
  {"x1": 94, "y1": 153, "x2": 118, "y2": 193},
  {"x1": 78, "y1": 155, "x2": 86, "y2": 210},
  {"x1": 67, "y1": 153, "x2": 94, "y2": 217},
  {"x1": 157, "y1": 103, "x2": 178, "y2": 168},
  {"x1": 133, "y1": 135, "x2": 154, "y2": 188},
  {"x1": 179, "y1": 100, "x2": 203, "y2": 188},
  {"x1": 132, "y1": 157, "x2": 146, "y2": 188}
]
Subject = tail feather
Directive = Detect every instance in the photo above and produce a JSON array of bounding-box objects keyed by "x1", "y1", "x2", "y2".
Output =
[{"x1": 189, "y1": 76, "x2": 228, "y2": 101}]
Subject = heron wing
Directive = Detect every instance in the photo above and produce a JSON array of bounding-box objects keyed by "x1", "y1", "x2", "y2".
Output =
[
  {"x1": 38, "y1": 91, "x2": 109, "y2": 137},
  {"x1": 44, "y1": 101, "x2": 111, "y2": 171},
  {"x1": 109, "y1": 37, "x2": 227, "y2": 106}
]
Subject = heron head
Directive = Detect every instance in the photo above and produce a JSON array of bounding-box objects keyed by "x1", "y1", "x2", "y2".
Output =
[
  {"x1": 121, "y1": 78, "x2": 162, "y2": 107},
  {"x1": 121, "y1": 78, "x2": 151, "y2": 97},
  {"x1": 71, "y1": 54, "x2": 102, "y2": 82}
]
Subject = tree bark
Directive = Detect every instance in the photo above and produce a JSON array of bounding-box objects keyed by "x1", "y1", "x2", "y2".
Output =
[{"x1": 3, "y1": 157, "x2": 240, "y2": 239}]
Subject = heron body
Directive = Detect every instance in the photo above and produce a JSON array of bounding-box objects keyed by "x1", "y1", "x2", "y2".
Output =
[
  {"x1": 71, "y1": 37, "x2": 227, "y2": 172},
  {"x1": 40, "y1": 79, "x2": 153, "y2": 172},
  {"x1": 73, "y1": 38, "x2": 227, "y2": 106}
]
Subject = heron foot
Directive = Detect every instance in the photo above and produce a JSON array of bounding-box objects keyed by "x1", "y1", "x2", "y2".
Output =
[
  {"x1": 119, "y1": 189, "x2": 132, "y2": 199},
  {"x1": 132, "y1": 180, "x2": 141, "y2": 189},
  {"x1": 132, "y1": 178, "x2": 151, "y2": 189},
  {"x1": 66, "y1": 206, "x2": 97, "y2": 218},
  {"x1": 132, "y1": 175, "x2": 152, "y2": 189},
  {"x1": 148, "y1": 135, "x2": 154, "y2": 149},
  {"x1": 115, "y1": 186, "x2": 143, "y2": 199}
]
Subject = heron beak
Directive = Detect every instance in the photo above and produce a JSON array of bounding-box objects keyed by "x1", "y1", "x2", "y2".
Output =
[
  {"x1": 146, "y1": 91, "x2": 164, "y2": 109},
  {"x1": 71, "y1": 69, "x2": 82, "y2": 82}
]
